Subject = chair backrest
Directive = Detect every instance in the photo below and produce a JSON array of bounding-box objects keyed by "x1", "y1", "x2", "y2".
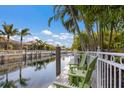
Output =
[
  {"x1": 79, "y1": 53, "x2": 87, "y2": 68},
  {"x1": 82, "y1": 56, "x2": 98, "y2": 87}
]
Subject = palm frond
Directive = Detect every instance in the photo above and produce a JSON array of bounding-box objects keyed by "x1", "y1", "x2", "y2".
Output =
[
  {"x1": 48, "y1": 17, "x2": 54, "y2": 27},
  {"x1": 0, "y1": 30, "x2": 6, "y2": 35}
]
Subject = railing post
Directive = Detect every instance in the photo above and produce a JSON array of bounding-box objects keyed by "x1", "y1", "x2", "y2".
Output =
[
  {"x1": 74, "y1": 49, "x2": 78, "y2": 64},
  {"x1": 25, "y1": 49, "x2": 27, "y2": 65},
  {"x1": 56, "y1": 45, "x2": 61, "y2": 76},
  {"x1": 97, "y1": 46, "x2": 100, "y2": 88},
  {"x1": 113, "y1": 56, "x2": 116, "y2": 88},
  {"x1": 110, "y1": 56, "x2": 112, "y2": 88},
  {"x1": 119, "y1": 58, "x2": 122, "y2": 88}
]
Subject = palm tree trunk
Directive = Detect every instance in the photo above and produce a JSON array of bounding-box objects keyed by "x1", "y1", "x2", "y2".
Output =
[
  {"x1": 19, "y1": 66, "x2": 22, "y2": 87},
  {"x1": 6, "y1": 72, "x2": 8, "y2": 83},
  {"x1": 85, "y1": 25, "x2": 96, "y2": 51},
  {"x1": 68, "y1": 6, "x2": 85, "y2": 51},
  {"x1": 99, "y1": 23, "x2": 103, "y2": 51},
  {"x1": 96, "y1": 21, "x2": 99, "y2": 37},
  {"x1": 96, "y1": 21, "x2": 99, "y2": 47},
  {"x1": 101, "y1": 28, "x2": 104, "y2": 51},
  {"x1": 21, "y1": 36, "x2": 23, "y2": 50},
  {"x1": 108, "y1": 24, "x2": 113, "y2": 51},
  {"x1": 19, "y1": 67, "x2": 22, "y2": 80},
  {"x1": 80, "y1": 11, "x2": 95, "y2": 51},
  {"x1": 91, "y1": 28, "x2": 97, "y2": 50},
  {"x1": 102, "y1": 26, "x2": 105, "y2": 51},
  {"x1": 6, "y1": 35, "x2": 10, "y2": 50}
]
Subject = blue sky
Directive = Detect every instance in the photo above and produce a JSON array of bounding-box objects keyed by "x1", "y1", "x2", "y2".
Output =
[{"x1": 0, "y1": 5, "x2": 75, "y2": 47}]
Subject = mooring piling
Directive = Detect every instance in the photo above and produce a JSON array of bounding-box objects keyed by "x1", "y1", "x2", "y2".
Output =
[{"x1": 56, "y1": 45, "x2": 61, "y2": 76}]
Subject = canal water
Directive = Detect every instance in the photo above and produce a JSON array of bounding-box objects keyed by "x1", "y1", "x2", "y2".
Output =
[{"x1": 0, "y1": 55, "x2": 71, "y2": 88}]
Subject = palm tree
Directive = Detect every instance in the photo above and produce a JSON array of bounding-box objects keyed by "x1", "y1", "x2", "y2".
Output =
[
  {"x1": 106, "y1": 6, "x2": 122, "y2": 51},
  {"x1": 35, "y1": 61, "x2": 46, "y2": 71},
  {"x1": 18, "y1": 28, "x2": 31, "y2": 49},
  {"x1": 73, "y1": 6, "x2": 99, "y2": 50},
  {"x1": 43, "y1": 41, "x2": 47, "y2": 50},
  {"x1": 35, "y1": 39, "x2": 44, "y2": 50},
  {"x1": 49, "y1": 5, "x2": 124, "y2": 51},
  {"x1": 0, "y1": 69, "x2": 17, "y2": 88},
  {"x1": 0, "y1": 22, "x2": 18, "y2": 50},
  {"x1": 48, "y1": 5, "x2": 86, "y2": 51},
  {"x1": 18, "y1": 66, "x2": 29, "y2": 87},
  {"x1": 75, "y1": 6, "x2": 122, "y2": 51}
]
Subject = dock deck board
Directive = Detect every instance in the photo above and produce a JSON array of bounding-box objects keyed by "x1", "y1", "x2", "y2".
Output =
[{"x1": 48, "y1": 56, "x2": 74, "y2": 88}]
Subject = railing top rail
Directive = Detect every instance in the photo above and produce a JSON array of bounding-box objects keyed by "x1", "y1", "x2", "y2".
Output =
[
  {"x1": 87, "y1": 51, "x2": 124, "y2": 57},
  {"x1": 98, "y1": 58, "x2": 124, "y2": 70}
]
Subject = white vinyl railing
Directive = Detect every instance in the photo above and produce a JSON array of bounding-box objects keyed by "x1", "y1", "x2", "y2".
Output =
[
  {"x1": 87, "y1": 51, "x2": 124, "y2": 88},
  {"x1": 0, "y1": 50, "x2": 54, "y2": 56},
  {"x1": 74, "y1": 51, "x2": 124, "y2": 88},
  {"x1": 0, "y1": 50, "x2": 72, "y2": 56}
]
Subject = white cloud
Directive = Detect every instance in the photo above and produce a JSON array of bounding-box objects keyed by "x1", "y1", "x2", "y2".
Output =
[
  {"x1": 59, "y1": 33, "x2": 73, "y2": 40},
  {"x1": 47, "y1": 40, "x2": 62, "y2": 46},
  {"x1": 41, "y1": 29, "x2": 73, "y2": 47},
  {"x1": 59, "y1": 35, "x2": 68, "y2": 40},
  {"x1": 11, "y1": 36, "x2": 20, "y2": 41},
  {"x1": 53, "y1": 34, "x2": 59, "y2": 38},
  {"x1": 54, "y1": 41, "x2": 62, "y2": 46},
  {"x1": 11, "y1": 35, "x2": 40, "y2": 42},
  {"x1": 60, "y1": 33, "x2": 70, "y2": 36},
  {"x1": 10, "y1": 30, "x2": 73, "y2": 47},
  {"x1": 47, "y1": 39, "x2": 53, "y2": 42},
  {"x1": 23, "y1": 36, "x2": 40, "y2": 42},
  {"x1": 42, "y1": 30, "x2": 53, "y2": 35},
  {"x1": 51, "y1": 32, "x2": 73, "y2": 40},
  {"x1": 33, "y1": 36, "x2": 40, "y2": 40}
]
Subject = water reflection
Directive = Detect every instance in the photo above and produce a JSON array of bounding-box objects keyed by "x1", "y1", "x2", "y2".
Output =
[
  {"x1": 15, "y1": 65, "x2": 30, "y2": 87},
  {"x1": 29, "y1": 57, "x2": 55, "y2": 71},
  {"x1": 0, "y1": 70, "x2": 17, "y2": 88},
  {"x1": 0, "y1": 55, "x2": 70, "y2": 88}
]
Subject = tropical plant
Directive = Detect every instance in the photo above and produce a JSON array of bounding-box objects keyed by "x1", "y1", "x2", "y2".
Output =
[
  {"x1": 48, "y1": 5, "x2": 86, "y2": 51},
  {"x1": 18, "y1": 66, "x2": 29, "y2": 87},
  {"x1": 0, "y1": 22, "x2": 18, "y2": 50},
  {"x1": 49, "y1": 5, "x2": 124, "y2": 52},
  {"x1": 0, "y1": 70, "x2": 17, "y2": 88},
  {"x1": 18, "y1": 28, "x2": 31, "y2": 49}
]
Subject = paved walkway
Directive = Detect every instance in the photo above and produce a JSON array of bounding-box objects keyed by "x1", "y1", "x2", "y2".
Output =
[{"x1": 48, "y1": 56, "x2": 74, "y2": 88}]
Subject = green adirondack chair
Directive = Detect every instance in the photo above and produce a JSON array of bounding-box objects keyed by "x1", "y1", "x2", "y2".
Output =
[
  {"x1": 69, "y1": 53, "x2": 87, "y2": 73},
  {"x1": 53, "y1": 56, "x2": 98, "y2": 88}
]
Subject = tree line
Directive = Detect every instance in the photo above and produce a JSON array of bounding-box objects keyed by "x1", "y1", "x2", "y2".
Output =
[
  {"x1": 0, "y1": 22, "x2": 55, "y2": 50},
  {"x1": 71, "y1": 31, "x2": 124, "y2": 52},
  {"x1": 49, "y1": 5, "x2": 124, "y2": 52}
]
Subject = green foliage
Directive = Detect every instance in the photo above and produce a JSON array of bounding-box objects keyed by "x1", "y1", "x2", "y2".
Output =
[
  {"x1": 28, "y1": 39, "x2": 55, "y2": 50},
  {"x1": 18, "y1": 28, "x2": 31, "y2": 49},
  {"x1": 0, "y1": 22, "x2": 18, "y2": 50},
  {"x1": 2, "y1": 81, "x2": 17, "y2": 88},
  {"x1": 71, "y1": 35, "x2": 81, "y2": 50},
  {"x1": 71, "y1": 30, "x2": 124, "y2": 52},
  {"x1": 0, "y1": 22, "x2": 55, "y2": 50},
  {"x1": 49, "y1": 6, "x2": 124, "y2": 52}
]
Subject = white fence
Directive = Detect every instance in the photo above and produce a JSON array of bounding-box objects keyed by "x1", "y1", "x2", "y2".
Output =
[
  {"x1": 0, "y1": 50, "x2": 54, "y2": 56},
  {"x1": 74, "y1": 51, "x2": 124, "y2": 88},
  {"x1": 87, "y1": 51, "x2": 124, "y2": 88},
  {"x1": 0, "y1": 50, "x2": 72, "y2": 56}
]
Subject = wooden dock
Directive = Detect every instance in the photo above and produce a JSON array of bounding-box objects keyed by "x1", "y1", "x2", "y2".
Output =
[
  {"x1": 0, "y1": 50, "x2": 73, "y2": 64},
  {"x1": 0, "y1": 50, "x2": 53, "y2": 64},
  {"x1": 48, "y1": 56, "x2": 74, "y2": 88}
]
